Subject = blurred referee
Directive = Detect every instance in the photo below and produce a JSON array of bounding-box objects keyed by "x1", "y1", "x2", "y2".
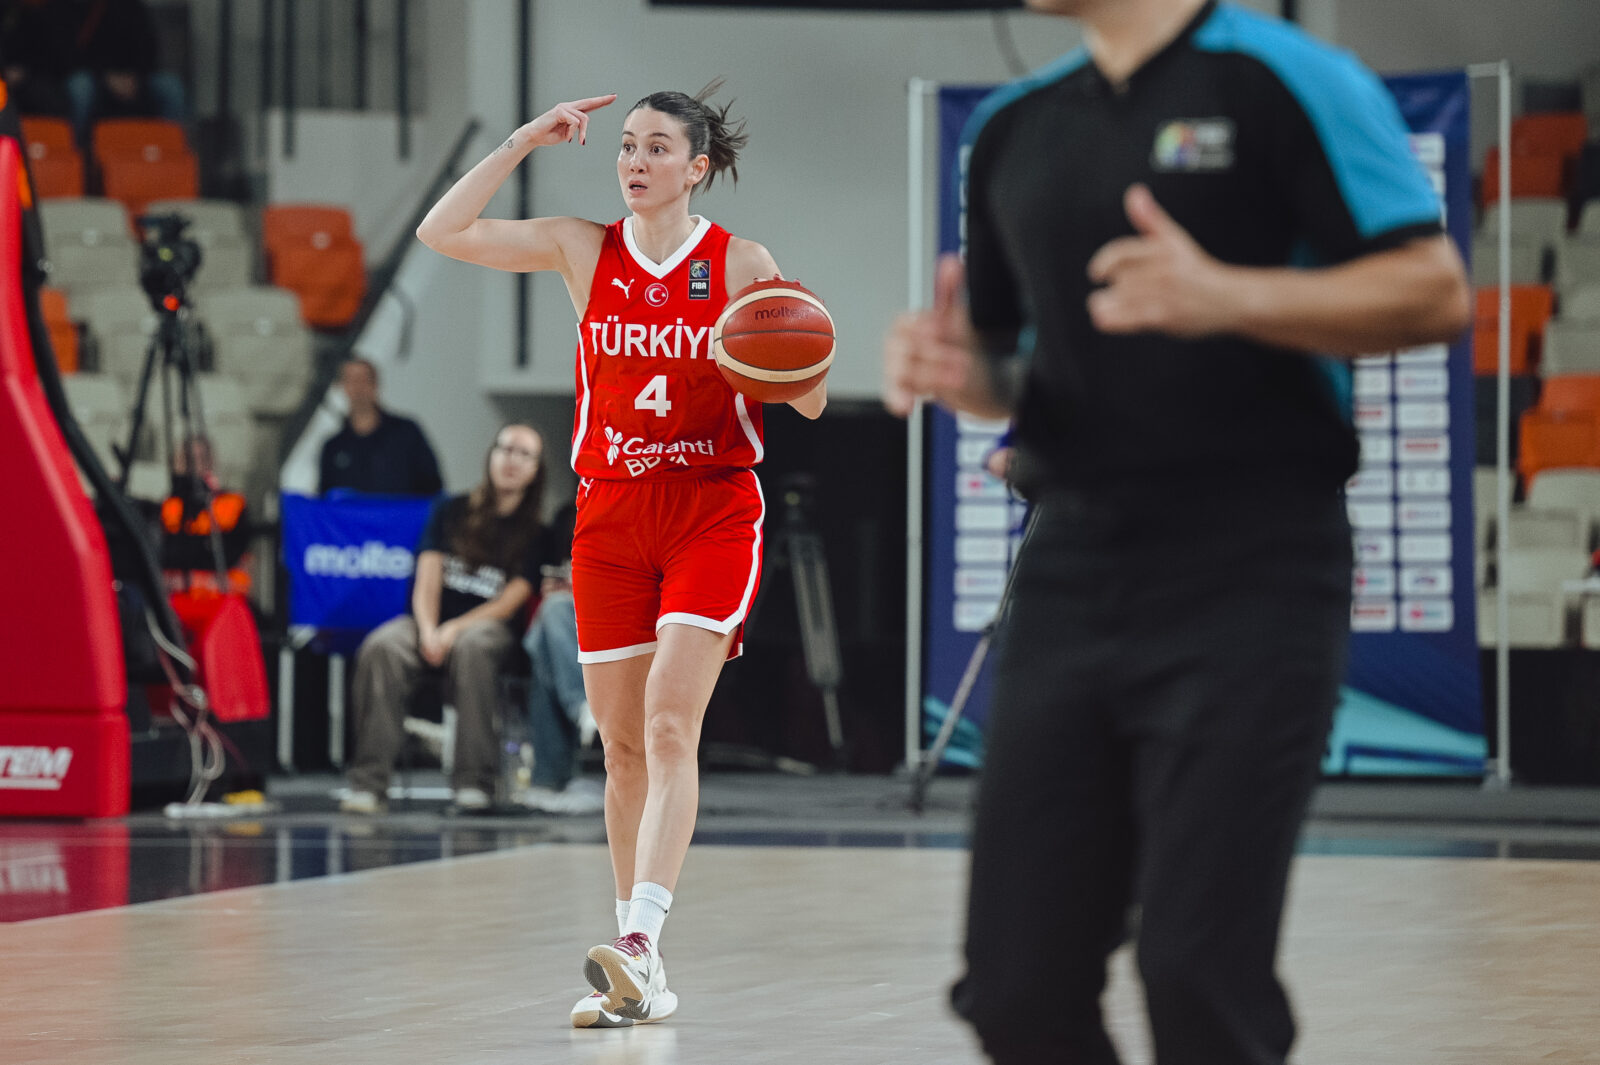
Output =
[{"x1": 884, "y1": 1, "x2": 1470, "y2": 1063}]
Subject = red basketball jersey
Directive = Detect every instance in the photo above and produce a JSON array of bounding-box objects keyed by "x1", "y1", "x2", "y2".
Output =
[{"x1": 571, "y1": 217, "x2": 765, "y2": 481}]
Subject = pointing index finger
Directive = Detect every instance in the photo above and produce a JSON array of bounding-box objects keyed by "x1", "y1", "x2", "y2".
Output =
[{"x1": 574, "y1": 94, "x2": 619, "y2": 113}]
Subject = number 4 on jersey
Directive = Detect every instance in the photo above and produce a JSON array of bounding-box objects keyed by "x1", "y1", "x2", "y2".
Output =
[{"x1": 634, "y1": 374, "x2": 672, "y2": 417}]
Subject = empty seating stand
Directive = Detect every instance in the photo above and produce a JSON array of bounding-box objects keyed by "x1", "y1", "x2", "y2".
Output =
[
  {"x1": 262, "y1": 204, "x2": 367, "y2": 329},
  {"x1": 19, "y1": 117, "x2": 84, "y2": 200},
  {"x1": 196, "y1": 285, "x2": 314, "y2": 417},
  {"x1": 91, "y1": 119, "x2": 200, "y2": 221},
  {"x1": 1473, "y1": 285, "x2": 1553, "y2": 374},
  {"x1": 1519, "y1": 373, "x2": 1600, "y2": 482},
  {"x1": 75, "y1": 286, "x2": 158, "y2": 388},
  {"x1": 36, "y1": 198, "x2": 139, "y2": 293}
]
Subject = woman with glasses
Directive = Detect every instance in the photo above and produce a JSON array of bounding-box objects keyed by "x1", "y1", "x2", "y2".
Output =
[{"x1": 341, "y1": 423, "x2": 550, "y2": 814}]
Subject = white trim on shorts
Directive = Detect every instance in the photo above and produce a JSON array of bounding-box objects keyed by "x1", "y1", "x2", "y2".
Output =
[
  {"x1": 652, "y1": 470, "x2": 764, "y2": 637},
  {"x1": 577, "y1": 640, "x2": 659, "y2": 665},
  {"x1": 656, "y1": 611, "x2": 739, "y2": 635}
]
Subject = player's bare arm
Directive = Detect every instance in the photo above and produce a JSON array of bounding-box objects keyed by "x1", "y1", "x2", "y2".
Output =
[
  {"x1": 416, "y1": 94, "x2": 616, "y2": 285},
  {"x1": 726, "y1": 237, "x2": 828, "y2": 419},
  {"x1": 1087, "y1": 184, "x2": 1471, "y2": 355}
]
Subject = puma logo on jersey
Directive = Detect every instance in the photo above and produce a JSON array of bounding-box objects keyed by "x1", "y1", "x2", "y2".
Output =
[{"x1": 611, "y1": 278, "x2": 635, "y2": 298}]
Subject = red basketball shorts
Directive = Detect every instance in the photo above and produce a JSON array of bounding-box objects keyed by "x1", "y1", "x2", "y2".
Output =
[{"x1": 570, "y1": 468, "x2": 765, "y2": 663}]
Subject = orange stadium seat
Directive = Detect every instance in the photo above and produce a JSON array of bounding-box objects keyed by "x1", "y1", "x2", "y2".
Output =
[
  {"x1": 1511, "y1": 113, "x2": 1590, "y2": 162},
  {"x1": 1518, "y1": 372, "x2": 1600, "y2": 482},
  {"x1": 38, "y1": 286, "x2": 79, "y2": 374},
  {"x1": 91, "y1": 118, "x2": 199, "y2": 220},
  {"x1": 1473, "y1": 285, "x2": 1554, "y2": 375},
  {"x1": 19, "y1": 117, "x2": 85, "y2": 199},
  {"x1": 1482, "y1": 147, "x2": 1568, "y2": 206},
  {"x1": 261, "y1": 204, "x2": 367, "y2": 329}
]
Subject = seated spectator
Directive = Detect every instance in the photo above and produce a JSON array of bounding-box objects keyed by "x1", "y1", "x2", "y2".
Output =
[
  {"x1": 517, "y1": 501, "x2": 603, "y2": 814},
  {"x1": 319, "y1": 357, "x2": 444, "y2": 497},
  {"x1": 62, "y1": 0, "x2": 185, "y2": 140},
  {"x1": 1, "y1": 0, "x2": 75, "y2": 117},
  {"x1": 341, "y1": 423, "x2": 548, "y2": 814},
  {"x1": 158, "y1": 432, "x2": 252, "y2": 597}
]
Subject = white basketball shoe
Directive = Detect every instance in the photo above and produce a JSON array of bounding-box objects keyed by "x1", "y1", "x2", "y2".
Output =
[
  {"x1": 569, "y1": 991, "x2": 633, "y2": 1029},
  {"x1": 583, "y1": 932, "x2": 678, "y2": 1023}
]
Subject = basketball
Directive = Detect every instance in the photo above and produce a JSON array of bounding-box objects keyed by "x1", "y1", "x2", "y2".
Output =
[{"x1": 712, "y1": 279, "x2": 835, "y2": 403}]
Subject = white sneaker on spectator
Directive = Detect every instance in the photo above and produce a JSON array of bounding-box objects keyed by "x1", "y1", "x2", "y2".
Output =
[
  {"x1": 339, "y1": 790, "x2": 384, "y2": 815},
  {"x1": 453, "y1": 787, "x2": 491, "y2": 811},
  {"x1": 519, "y1": 782, "x2": 604, "y2": 815},
  {"x1": 402, "y1": 716, "x2": 448, "y2": 760}
]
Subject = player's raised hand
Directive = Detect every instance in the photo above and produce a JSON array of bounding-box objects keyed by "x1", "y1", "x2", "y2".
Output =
[
  {"x1": 509, "y1": 94, "x2": 618, "y2": 151},
  {"x1": 884, "y1": 254, "x2": 1002, "y2": 418},
  {"x1": 1087, "y1": 183, "x2": 1235, "y2": 338}
]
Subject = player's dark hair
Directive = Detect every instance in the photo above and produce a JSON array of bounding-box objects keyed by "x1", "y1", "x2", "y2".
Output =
[
  {"x1": 630, "y1": 78, "x2": 748, "y2": 195},
  {"x1": 452, "y1": 423, "x2": 545, "y2": 572}
]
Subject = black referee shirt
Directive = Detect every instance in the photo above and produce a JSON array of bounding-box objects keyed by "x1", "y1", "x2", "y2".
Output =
[{"x1": 962, "y1": 0, "x2": 1444, "y2": 497}]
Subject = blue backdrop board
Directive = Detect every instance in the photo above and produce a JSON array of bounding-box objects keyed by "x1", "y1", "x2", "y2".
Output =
[
  {"x1": 280, "y1": 492, "x2": 435, "y2": 649},
  {"x1": 1333, "y1": 70, "x2": 1484, "y2": 775},
  {"x1": 919, "y1": 72, "x2": 1484, "y2": 775},
  {"x1": 918, "y1": 85, "x2": 1028, "y2": 767}
]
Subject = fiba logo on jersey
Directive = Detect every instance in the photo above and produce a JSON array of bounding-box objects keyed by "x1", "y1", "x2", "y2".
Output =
[
  {"x1": 646, "y1": 282, "x2": 670, "y2": 307},
  {"x1": 689, "y1": 259, "x2": 711, "y2": 300}
]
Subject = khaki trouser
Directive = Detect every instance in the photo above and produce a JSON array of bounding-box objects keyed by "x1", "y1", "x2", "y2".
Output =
[{"x1": 346, "y1": 614, "x2": 511, "y2": 796}]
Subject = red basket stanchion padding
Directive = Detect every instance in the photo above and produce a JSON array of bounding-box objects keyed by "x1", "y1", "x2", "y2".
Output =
[{"x1": 0, "y1": 136, "x2": 130, "y2": 818}]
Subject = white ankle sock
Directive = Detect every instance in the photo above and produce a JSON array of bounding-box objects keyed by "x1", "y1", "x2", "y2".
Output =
[
  {"x1": 614, "y1": 898, "x2": 631, "y2": 937},
  {"x1": 623, "y1": 881, "x2": 673, "y2": 944}
]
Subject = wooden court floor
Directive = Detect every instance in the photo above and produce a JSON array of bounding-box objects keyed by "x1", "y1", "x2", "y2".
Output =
[{"x1": 3, "y1": 845, "x2": 1598, "y2": 1064}]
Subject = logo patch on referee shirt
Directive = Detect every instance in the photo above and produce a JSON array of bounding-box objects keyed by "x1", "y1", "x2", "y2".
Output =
[
  {"x1": 1151, "y1": 118, "x2": 1235, "y2": 172},
  {"x1": 688, "y1": 259, "x2": 711, "y2": 300}
]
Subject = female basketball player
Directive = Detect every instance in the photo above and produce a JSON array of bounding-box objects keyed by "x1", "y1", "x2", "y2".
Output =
[{"x1": 417, "y1": 84, "x2": 825, "y2": 1028}]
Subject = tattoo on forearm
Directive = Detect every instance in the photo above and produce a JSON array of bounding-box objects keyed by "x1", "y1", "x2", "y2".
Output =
[{"x1": 493, "y1": 137, "x2": 515, "y2": 155}]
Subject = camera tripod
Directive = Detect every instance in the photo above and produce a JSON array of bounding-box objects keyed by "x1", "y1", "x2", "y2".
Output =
[
  {"x1": 116, "y1": 215, "x2": 228, "y2": 581},
  {"x1": 778, "y1": 476, "x2": 847, "y2": 766},
  {"x1": 113, "y1": 215, "x2": 233, "y2": 806},
  {"x1": 704, "y1": 474, "x2": 847, "y2": 774}
]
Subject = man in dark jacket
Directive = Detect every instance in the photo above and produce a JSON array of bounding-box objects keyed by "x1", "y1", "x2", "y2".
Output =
[{"x1": 318, "y1": 357, "x2": 443, "y2": 497}]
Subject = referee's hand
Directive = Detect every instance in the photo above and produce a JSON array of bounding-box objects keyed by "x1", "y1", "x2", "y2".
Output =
[
  {"x1": 1087, "y1": 184, "x2": 1234, "y2": 338},
  {"x1": 883, "y1": 255, "x2": 1006, "y2": 419}
]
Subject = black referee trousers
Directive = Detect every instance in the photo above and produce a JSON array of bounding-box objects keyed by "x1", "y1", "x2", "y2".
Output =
[{"x1": 953, "y1": 484, "x2": 1352, "y2": 1065}]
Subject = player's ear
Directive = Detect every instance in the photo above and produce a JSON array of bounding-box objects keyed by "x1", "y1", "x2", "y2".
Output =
[{"x1": 688, "y1": 154, "x2": 710, "y2": 187}]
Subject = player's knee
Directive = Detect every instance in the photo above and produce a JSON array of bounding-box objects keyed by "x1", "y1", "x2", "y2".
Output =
[
  {"x1": 642, "y1": 711, "x2": 698, "y2": 763},
  {"x1": 602, "y1": 734, "x2": 645, "y2": 778}
]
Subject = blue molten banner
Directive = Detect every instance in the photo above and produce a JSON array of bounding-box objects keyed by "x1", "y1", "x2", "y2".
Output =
[
  {"x1": 280, "y1": 492, "x2": 435, "y2": 638},
  {"x1": 1332, "y1": 70, "x2": 1485, "y2": 776},
  {"x1": 920, "y1": 72, "x2": 1483, "y2": 775}
]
